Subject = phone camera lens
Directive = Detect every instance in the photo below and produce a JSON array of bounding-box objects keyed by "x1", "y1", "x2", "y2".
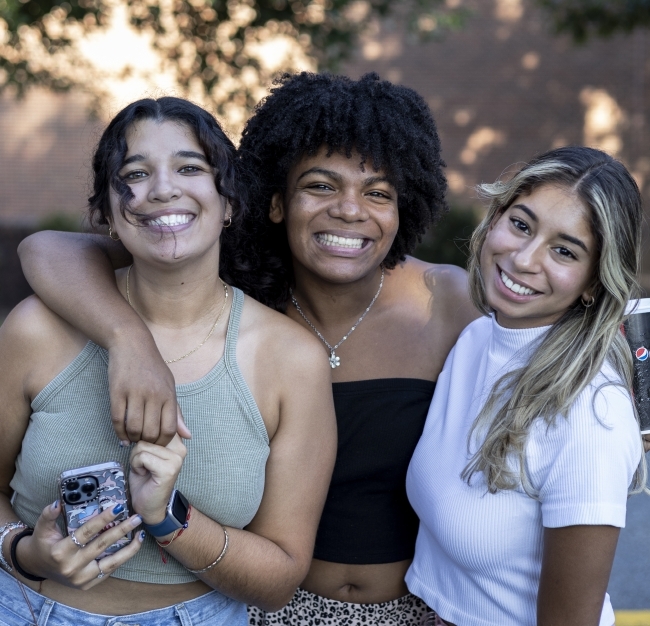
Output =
[
  {"x1": 81, "y1": 484, "x2": 95, "y2": 494},
  {"x1": 68, "y1": 492, "x2": 81, "y2": 503},
  {"x1": 67, "y1": 481, "x2": 79, "y2": 490}
]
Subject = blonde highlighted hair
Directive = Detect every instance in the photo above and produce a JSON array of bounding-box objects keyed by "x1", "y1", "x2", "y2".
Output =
[{"x1": 464, "y1": 146, "x2": 646, "y2": 494}]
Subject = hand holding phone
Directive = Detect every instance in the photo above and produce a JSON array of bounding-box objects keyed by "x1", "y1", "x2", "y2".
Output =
[
  {"x1": 12, "y1": 499, "x2": 144, "y2": 589},
  {"x1": 59, "y1": 461, "x2": 132, "y2": 558}
]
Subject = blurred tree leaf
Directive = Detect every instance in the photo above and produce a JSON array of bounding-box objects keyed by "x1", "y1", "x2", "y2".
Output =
[
  {"x1": 0, "y1": 0, "x2": 470, "y2": 125},
  {"x1": 535, "y1": 0, "x2": 650, "y2": 42}
]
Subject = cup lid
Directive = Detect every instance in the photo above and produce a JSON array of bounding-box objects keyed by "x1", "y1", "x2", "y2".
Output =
[{"x1": 626, "y1": 298, "x2": 650, "y2": 315}]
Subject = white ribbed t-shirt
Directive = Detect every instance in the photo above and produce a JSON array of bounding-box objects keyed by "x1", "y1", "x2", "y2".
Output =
[{"x1": 405, "y1": 315, "x2": 642, "y2": 626}]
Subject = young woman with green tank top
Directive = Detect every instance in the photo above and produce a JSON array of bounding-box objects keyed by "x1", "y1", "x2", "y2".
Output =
[
  {"x1": 19, "y1": 74, "x2": 479, "y2": 624},
  {"x1": 0, "y1": 97, "x2": 337, "y2": 626}
]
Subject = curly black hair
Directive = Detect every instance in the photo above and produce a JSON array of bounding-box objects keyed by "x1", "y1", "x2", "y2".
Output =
[
  {"x1": 238, "y1": 72, "x2": 448, "y2": 310},
  {"x1": 88, "y1": 96, "x2": 260, "y2": 295}
]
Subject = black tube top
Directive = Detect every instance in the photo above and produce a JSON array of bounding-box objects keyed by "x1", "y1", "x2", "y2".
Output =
[{"x1": 313, "y1": 378, "x2": 436, "y2": 564}]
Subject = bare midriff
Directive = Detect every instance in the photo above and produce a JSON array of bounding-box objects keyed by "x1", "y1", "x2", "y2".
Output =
[
  {"x1": 300, "y1": 559, "x2": 412, "y2": 604},
  {"x1": 24, "y1": 577, "x2": 213, "y2": 615}
]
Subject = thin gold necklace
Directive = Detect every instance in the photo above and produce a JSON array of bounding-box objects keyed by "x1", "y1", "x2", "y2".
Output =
[{"x1": 126, "y1": 265, "x2": 229, "y2": 364}]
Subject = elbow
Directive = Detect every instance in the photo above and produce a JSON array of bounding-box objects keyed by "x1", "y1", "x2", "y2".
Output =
[
  {"x1": 17, "y1": 232, "x2": 40, "y2": 261},
  {"x1": 253, "y1": 556, "x2": 308, "y2": 612},
  {"x1": 17, "y1": 230, "x2": 57, "y2": 267},
  {"x1": 256, "y1": 588, "x2": 298, "y2": 613}
]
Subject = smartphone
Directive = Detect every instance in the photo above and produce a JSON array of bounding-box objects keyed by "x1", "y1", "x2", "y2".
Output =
[{"x1": 58, "y1": 461, "x2": 132, "y2": 558}]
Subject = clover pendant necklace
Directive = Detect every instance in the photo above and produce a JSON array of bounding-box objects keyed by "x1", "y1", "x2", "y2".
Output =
[{"x1": 290, "y1": 267, "x2": 385, "y2": 369}]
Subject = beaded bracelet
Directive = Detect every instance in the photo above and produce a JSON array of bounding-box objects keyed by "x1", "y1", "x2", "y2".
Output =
[
  {"x1": 187, "y1": 525, "x2": 228, "y2": 574},
  {"x1": 0, "y1": 522, "x2": 27, "y2": 572},
  {"x1": 10, "y1": 529, "x2": 46, "y2": 582}
]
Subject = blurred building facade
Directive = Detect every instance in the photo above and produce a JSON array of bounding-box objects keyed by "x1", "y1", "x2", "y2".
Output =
[
  {"x1": 0, "y1": 0, "x2": 648, "y2": 295},
  {"x1": 344, "y1": 0, "x2": 650, "y2": 284}
]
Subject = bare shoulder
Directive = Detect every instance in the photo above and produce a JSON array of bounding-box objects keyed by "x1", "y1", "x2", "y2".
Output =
[
  {"x1": 239, "y1": 294, "x2": 331, "y2": 378},
  {"x1": 397, "y1": 256, "x2": 479, "y2": 324},
  {"x1": 1, "y1": 295, "x2": 82, "y2": 346},
  {"x1": 0, "y1": 296, "x2": 87, "y2": 392}
]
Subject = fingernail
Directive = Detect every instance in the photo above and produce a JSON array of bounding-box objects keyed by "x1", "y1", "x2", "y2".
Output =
[
  {"x1": 139, "y1": 530, "x2": 146, "y2": 541},
  {"x1": 112, "y1": 503, "x2": 124, "y2": 514},
  {"x1": 51, "y1": 500, "x2": 59, "y2": 510},
  {"x1": 119, "y1": 440, "x2": 131, "y2": 448},
  {"x1": 132, "y1": 515, "x2": 142, "y2": 525}
]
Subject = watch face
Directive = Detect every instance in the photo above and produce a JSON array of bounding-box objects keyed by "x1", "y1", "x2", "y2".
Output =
[{"x1": 170, "y1": 490, "x2": 189, "y2": 524}]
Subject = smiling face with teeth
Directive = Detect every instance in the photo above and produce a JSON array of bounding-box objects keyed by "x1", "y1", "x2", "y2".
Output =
[
  {"x1": 269, "y1": 148, "x2": 399, "y2": 285},
  {"x1": 480, "y1": 183, "x2": 597, "y2": 329},
  {"x1": 109, "y1": 119, "x2": 228, "y2": 266}
]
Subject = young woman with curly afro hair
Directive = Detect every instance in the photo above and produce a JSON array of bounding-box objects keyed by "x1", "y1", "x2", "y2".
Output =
[{"x1": 19, "y1": 73, "x2": 478, "y2": 625}]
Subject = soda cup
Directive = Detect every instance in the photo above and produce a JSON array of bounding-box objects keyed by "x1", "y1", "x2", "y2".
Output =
[{"x1": 624, "y1": 298, "x2": 650, "y2": 434}]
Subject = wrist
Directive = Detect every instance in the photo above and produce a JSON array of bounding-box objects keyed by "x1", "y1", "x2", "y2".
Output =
[
  {"x1": 142, "y1": 490, "x2": 189, "y2": 538},
  {"x1": 0, "y1": 524, "x2": 26, "y2": 572},
  {"x1": 106, "y1": 318, "x2": 153, "y2": 352},
  {"x1": 12, "y1": 530, "x2": 46, "y2": 582},
  {"x1": 141, "y1": 509, "x2": 167, "y2": 526},
  {"x1": 14, "y1": 532, "x2": 33, "y2": 572}
]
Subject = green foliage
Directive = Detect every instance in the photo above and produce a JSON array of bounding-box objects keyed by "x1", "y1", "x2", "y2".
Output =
[
  {"x1": 0, "y1": 0, "x2": 470, "y2": 99},
  {"x1": 535, "y1": 0, "x2": 650, "y2": 42},
  {"x1": 1, "y1": 0, "x2": 98, "y2": 30},
  {"x1": 37, "y1": 211, "x2": 82, "y2": 232},
  {"x1": 413, "y1": 205, "x2": 480, "y2": 268}
]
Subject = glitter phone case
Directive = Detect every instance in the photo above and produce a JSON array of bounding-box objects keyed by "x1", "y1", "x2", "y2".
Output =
[{"x1": 58, "y1": 461, "x2": 132, "y2": 558}]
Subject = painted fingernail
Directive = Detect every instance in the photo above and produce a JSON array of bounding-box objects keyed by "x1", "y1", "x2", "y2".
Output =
[
  {"x1": 119, "y1": 440, "x2": 131, "y2": 448},
  {"x1": 132, "y1": 515, "x2": 142, "y2": 525},
  {"x1": 51, "y1": 500, "x2": 59, "y2": 510},
  {"x1": 112, "y1": 504, "x2": 124, "y2": 514},
  {"x1": 139, "y1": 530, "x2": 146, "y2": 541}
]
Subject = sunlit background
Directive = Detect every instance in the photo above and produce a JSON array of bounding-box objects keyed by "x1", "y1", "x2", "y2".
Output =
[
  {"x1": 1, "y1": 1, "x2": 648, "y2": 300},
  {"x1": 0, "y1": 2, "x2": 649, "y2": 618}
]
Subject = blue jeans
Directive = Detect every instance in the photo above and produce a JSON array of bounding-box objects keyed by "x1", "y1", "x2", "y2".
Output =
[{"x1": 0, "y1": 568, "x2": 247, "y2": 626}]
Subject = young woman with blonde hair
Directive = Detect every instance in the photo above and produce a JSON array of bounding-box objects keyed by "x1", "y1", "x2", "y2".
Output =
[{"x1": 406, "y1": 146, "x2": 647, "y2": 626}]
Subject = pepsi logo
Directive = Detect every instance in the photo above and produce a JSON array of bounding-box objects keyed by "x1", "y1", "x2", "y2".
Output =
[{"x1": 636, "y1": 347, "x2": 649, "y2": 362}]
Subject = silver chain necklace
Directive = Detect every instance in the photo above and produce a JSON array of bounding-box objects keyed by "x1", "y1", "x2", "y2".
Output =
[{"x1": 290, "y1": 266, "x2": 385, "y2": 369}]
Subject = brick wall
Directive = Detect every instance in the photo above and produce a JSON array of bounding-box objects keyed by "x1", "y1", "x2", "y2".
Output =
[{"x1": 343, "y1": 0, "x2": 650, "y2": 286}]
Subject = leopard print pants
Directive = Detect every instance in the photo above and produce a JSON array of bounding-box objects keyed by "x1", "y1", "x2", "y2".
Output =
[{"x1": 248, "y1": 587, "x2": 437, "y2": 626}]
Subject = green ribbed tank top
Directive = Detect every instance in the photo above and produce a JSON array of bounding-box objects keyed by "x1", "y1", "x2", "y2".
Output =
[{"x1": 11, "y1": 287, "x2": 270, "y2": 584}]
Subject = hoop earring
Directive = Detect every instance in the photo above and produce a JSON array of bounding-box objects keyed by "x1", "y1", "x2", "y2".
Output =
[
  {"x1": 108, "y1": 226, "x2": 120, "y2": 241},
  {"x1": 223, "y1": 216, "x2": 232, "y2": 228},
  {"x1": 581, "y1": 295, "x2": 595, "y2": 308}
]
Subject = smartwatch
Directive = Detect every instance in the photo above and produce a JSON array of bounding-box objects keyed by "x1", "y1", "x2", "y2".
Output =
[{"x1": 142, "y1": 490, "x2": 190, "y2": 538}]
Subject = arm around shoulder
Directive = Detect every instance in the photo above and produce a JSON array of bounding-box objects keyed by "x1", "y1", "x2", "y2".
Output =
[
  {"x1": 18, "y1": 232, "x2": 184, "y2": 446},
  {"x1": 17, "y1": 231, "x2": 134, "y2": 348}
]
